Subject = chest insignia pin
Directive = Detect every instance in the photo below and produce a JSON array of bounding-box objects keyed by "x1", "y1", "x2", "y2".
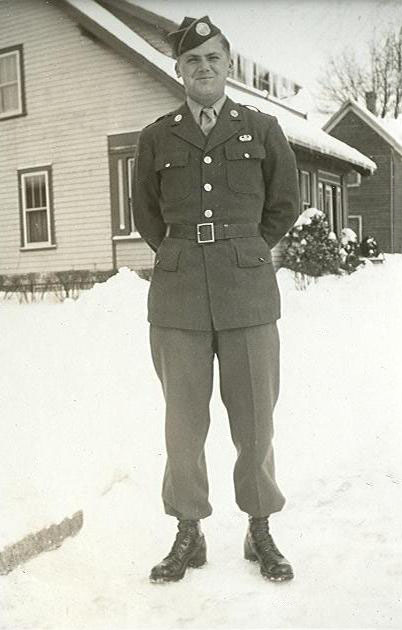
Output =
[
  {"x1": 238, "y1": 134, "x2": 253, "y2": 142},
  {"x1": 230, "y1": 109, "x2": 239, "y2": 118},
  {"x1": 174, "y1": 114, "x2": 182, "y2": 122}
]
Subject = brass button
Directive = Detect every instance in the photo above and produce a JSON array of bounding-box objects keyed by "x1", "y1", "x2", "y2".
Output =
[
  {"x1": 203, "y1": 155, "x2": 212, "y2": 164},
  {"x1": 204, "y1": 209, "x2": 213, "y2": 218},
  {"x1": 165, "y1": 162, "x2": 171, "y2": 168},
  {"x1": 258, "y1": 257, "x2": 266, "y2": 262},
  {"x1": 244, "y1": 153, "x2": 250, "y2": 159},
  {"x1": 204, "y1": 183, "x2": 212, "y2": 192}
]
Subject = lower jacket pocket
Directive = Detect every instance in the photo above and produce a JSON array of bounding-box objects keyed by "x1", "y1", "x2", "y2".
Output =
[
  {"x1": 232, "y1": 236, "x2": 272, "y2": 267},
  {"x1": 154, "y1": 238, "x2": 182, "y2": 271}
]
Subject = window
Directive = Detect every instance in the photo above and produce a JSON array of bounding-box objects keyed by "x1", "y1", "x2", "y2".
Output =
[
  {"x1": 298, "y1": 170, "x2": 312, "y2": 210},
  {"x1": 348, "y1": 215, "x2": 363, "y2": 241},
  {"x1": 230, "y1": 53, "x2": 247, "y2": 84},
  {"x1": 108, "y1": 131, "x2": 139, "y2": 237},
  {"x1": 18, "y1": 166, "x2": 55, "y2": 248},
  {"x1": 0, "y1": 45, "x2": 25, "y2": 120},
  {"x1": 318, "y1": 182, "x2": 324, "y2": 212},
  {"x1": 346, "y1": 171, "x2": 362, "y2": 188},
  {"x1": 319, "y1": 179, "x2": 342, "y2": 232}
]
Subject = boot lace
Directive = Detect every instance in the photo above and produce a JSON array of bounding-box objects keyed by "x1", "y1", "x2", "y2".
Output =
[
  {"x1": 164, "y1": 521, "x2": 199, "y2": 568},
  {"x1": 250, "y1": 519, "x2": 283, "y2": 559}
]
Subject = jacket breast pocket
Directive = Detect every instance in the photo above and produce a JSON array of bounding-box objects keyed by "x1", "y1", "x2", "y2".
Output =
[
  {"x1": 225, "y1": 144, "x2": 265, "y2": 194},
  {"x1": 154, "y1": 238, "x2": 182, "y2": 272},
  {"x1": 232, "y1": 236, "x2": 272, "y2": 267},
  {"x1": 155, "y1": 150, "x2": 193, "y2": 202}
]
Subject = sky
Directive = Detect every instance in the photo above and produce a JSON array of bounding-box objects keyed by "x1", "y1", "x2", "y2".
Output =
[{"x1": 133, "y1": 0, "x2": 402, "y2": 96}]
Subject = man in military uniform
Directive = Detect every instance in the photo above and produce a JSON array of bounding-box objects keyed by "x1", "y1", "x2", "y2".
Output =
[{"x1": 133, "y1": 15, "x2": 300, "y2": 583}]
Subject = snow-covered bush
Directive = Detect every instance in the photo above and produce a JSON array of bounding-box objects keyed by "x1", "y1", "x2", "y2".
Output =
[
  {"x1": 282, "y1": 208, "x2": 341, "y2": 283},
  {"x1": 359, "y1": 235, "x2": 381, "y2": 258},
  {"x1": 339, "y1": 228, "x2": 363, "y2": 274}
]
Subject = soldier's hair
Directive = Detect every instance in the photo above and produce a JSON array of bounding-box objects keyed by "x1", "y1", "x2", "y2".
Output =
[{"x1": 218, "y1": 34, "x2": 231, "y2": 57}]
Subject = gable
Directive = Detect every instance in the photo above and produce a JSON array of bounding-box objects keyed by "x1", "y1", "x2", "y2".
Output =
[{"x1": 329, "y1": 110, "x2": 393, "y2": 159}]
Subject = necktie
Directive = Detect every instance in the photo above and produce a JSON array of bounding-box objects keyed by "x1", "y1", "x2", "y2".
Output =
[{"x1": 200, "y1": 106, "x2": 216, "y2": 135}]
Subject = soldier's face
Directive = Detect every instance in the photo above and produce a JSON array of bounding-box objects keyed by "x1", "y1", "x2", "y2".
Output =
[{"x1": 176, "y1": 35, "x2": 232, "y2": 106}]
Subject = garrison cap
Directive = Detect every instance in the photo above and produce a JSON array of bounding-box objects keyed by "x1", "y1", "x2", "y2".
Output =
[{"x1": 168, "y1": 16, "x2": 222, "y2": 58}]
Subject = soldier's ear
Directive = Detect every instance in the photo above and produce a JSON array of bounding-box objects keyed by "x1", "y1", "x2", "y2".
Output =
[{"x1": 175, "y1": 61, "x2": 181, "y2": 78}]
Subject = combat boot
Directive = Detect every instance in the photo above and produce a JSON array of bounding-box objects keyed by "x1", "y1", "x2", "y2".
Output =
[
  {"x1": 244, "y1": 516, "x2": 294, "y2": 582},
  {"x1": 150, "y1": 519, "x2": 207, "y2": 583}
]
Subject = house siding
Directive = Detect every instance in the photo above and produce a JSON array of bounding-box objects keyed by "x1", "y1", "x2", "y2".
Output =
[
  {"x1": 0, "y1": 0, "x2": 181, "y2": 275},
  {"x1": 391, "y1": 150, "x2": 402, "y2": 252},
  {"x1": 114, "y1": 238, "x2": 154, "y2": 270},
  {"x1": 328, "y1": 111, "x2": 393, "y2": 252}
]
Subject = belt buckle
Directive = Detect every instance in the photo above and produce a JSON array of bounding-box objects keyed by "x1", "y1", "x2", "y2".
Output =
[{"x1": 196, "y1": 222, "x2": 215, "y2": 244}]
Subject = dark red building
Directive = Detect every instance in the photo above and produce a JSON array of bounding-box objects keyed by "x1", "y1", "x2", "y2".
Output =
[{"x1": 324, "y1": 100, "x2": 402, "y2": 253}]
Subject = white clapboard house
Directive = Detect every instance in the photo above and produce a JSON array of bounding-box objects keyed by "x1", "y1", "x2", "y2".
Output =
[{"x1": 0, "y1": 0, "x2": 376, "y2": 281}]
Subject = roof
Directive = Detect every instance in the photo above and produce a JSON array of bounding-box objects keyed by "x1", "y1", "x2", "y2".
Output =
[
  {"x1": 96, "y1": 0, "x2": 176, "y2": 56},
  {"x1": 324, "y1": 99, "x2": 402, "y2": 158},
  {"x1": 60, "y1": 0, "x2": 376, "y2": 175}
]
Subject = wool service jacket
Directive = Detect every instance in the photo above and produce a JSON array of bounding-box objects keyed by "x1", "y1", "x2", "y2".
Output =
[{"x1": 133, "y1": 96, "x2": 300, "y2": 331}]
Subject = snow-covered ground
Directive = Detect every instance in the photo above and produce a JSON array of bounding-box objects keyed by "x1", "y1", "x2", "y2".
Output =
[{"x1": 1, "y1": 258, "x2": 402, "y2": 630}]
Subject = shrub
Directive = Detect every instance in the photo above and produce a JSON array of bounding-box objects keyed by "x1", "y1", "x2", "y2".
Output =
[
  {"x1": 339, "y1": 228, "x2": 364, "y2": 274},
  {"x1": 283, "y1": 208, "x2": 341, "y2": 280},
  {"x1": 359, "y1": 235, "x2": 381, "y2": 258},
  {"x1": 0, "y1": 269, "x2": 116, "y2": 302}
]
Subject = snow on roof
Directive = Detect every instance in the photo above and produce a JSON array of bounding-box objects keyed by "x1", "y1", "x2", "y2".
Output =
[
  {"x1": 224, "y1": 84, "x2": 376, "y2": 173},
  {"x1": 324, "y1": 99, "x2": 402, "y2": 158},
  {"x1": 374, "y1": 115, "x2": 402, "y2": 150},
  {"x1": 64, "y1": 0, "x2": 376, "y2": 174}
]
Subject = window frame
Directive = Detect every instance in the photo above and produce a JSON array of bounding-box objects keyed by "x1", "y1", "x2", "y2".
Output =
[
  {"x1": 346, "y1": 171, "x2": 362, "y2": 188},
  {"x1": 298, "y1": 169, "x2": 312, "y2": 211},
  {"x1": 0, "y1": 44, "x2": 26, "y2": 121},
  {"x1": 318, "y1": 176, "x2": 343, "y2": 234},
  {"x1": 108, "y1": 131, "x2": 140, "y2": 240},
  {"x1": 348, "y1": 214, "x2": 363, "y2": 241},
  {"x1": 18, "y1": 165, "x2": 56, "y2": 250}
]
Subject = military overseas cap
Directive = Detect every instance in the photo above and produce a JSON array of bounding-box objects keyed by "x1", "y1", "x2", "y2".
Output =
[{"x1": 168, "y1": 16, "x2": 222, "y2": 58}]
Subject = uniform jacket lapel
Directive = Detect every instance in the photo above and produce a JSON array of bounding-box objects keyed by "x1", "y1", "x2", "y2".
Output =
[
  {"x1": 205, "y1": 97, "x2": 244, "y2": 153},
  {"x1": 170, "y1": 103, "x2": 206, "y2": 150},
  {"x1": 170, "y1": 98, "x2": 244, "y2": 152}
]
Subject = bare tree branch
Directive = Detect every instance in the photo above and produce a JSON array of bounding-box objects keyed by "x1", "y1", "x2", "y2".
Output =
[{"x1": 318, "y1": 26, "x2": 402, "y2": 118}]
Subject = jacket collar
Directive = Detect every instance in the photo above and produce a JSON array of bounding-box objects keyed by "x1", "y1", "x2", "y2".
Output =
[
  {"x1": 170, "y1": 102, "x2": 206, "y2": 150},
  {"x1": 170, "y1": 97, "x2": 244, "y2": 151}
]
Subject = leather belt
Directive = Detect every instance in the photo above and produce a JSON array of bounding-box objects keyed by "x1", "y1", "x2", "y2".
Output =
[{"x1": 167, "y1": 222, "x2": 261, "y2": 244}]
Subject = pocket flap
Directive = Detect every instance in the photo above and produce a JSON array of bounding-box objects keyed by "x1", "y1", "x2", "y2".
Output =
[
  {"x1": 155, "y1": 238, "x2": 182, "y2": 271},
  {"x1": 155, "y1": 150, "x2": 190, "y2": 171},
  {"x1": 233, "y1": 237, "x2": 272, "y2": 267},
  {"x1": 225, "y1": 144, "x2": 266, "y2": 161}
]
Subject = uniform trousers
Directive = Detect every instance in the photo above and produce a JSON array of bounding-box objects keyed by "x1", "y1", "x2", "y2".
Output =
[{"x1": 149, "y1": 322, "x2": 286, "y2": 520}]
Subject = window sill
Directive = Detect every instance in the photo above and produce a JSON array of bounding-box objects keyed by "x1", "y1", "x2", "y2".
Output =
[
  {"x1": 112, "y1": 233, "x2": 142, "y2": 241},
  {"x1": 0, "y1": 110, "x2": 26, "y2": 121},
  {"x1": 20, "y1": 244, "x2": 57, "y2": 252}
]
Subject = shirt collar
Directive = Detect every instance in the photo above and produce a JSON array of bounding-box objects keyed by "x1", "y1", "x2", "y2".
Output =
[{"x1": 186, "y1": 94, "x2": 227, "y2": 123}]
